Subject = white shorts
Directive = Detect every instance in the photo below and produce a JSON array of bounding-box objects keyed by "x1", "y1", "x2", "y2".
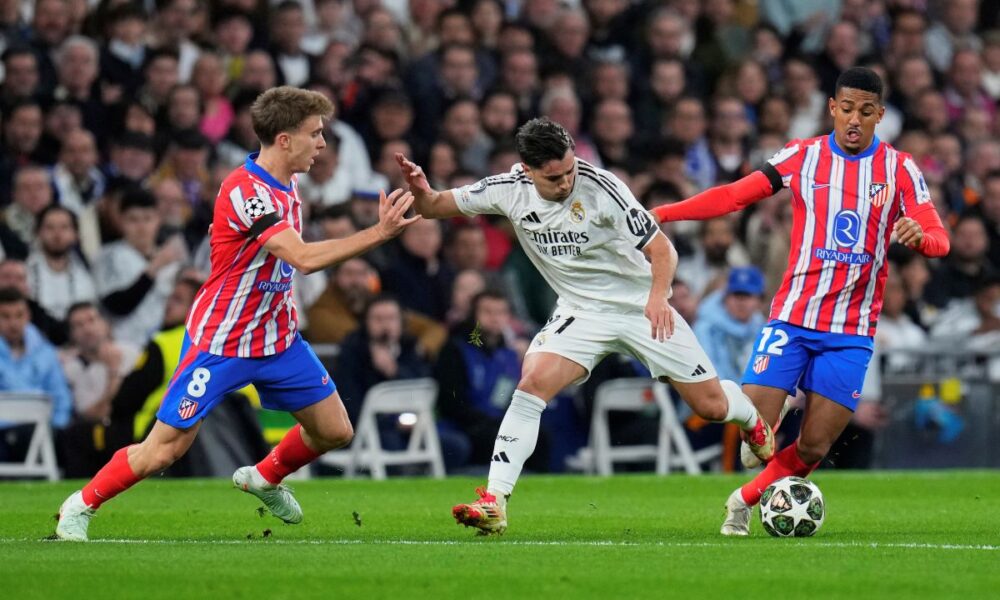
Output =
[{"x1": 525, "y1": 307, "x2": 717, "y2": 384}]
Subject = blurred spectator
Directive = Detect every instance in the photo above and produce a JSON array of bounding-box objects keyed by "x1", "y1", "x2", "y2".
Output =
[
  {"x1": 590, "y1": 98, "x2": 634, "y2": 170},
  {"x1": 215, "y1": 90, "x2": 260, "y2": 168},
  {"x1": 26, "y1": 205, "x2": 96, "y2": 321},
  {"x1": 298, "y1": 134, "x2": 349, "y2": 207},
  {"x1": 676, "y1": 216, "x2": 750, "y2": 298},
  {"x1": 381, "y1": 217, "x2": 453, "y2": 320},
  {"x1": 3, "y1": 165, "x2": 53, "y2": 248},
  {"x1": 100, "y1": 4, "x2": 149, "y2": 97},
  {"x1": 930, "y1": 271, "x2": 1000, "y2": 348},
  {"x1": 52, "y1": 128, "x2": 104, "y2": 260},
  {"x1": 539, "y1": 85, "x2": 601, "y2": 167},
  {"x1": 191, "y1": 51, "x2": 233, "y2": 144},
  {"x1": 334, "y1": 295, "x2": 432, "y2": 424},
  {"x1": 58, "y1": 301, "x2": 140, "y2": 475},
  {"x1": 925, "y1": 0, "x2": 982, "y2": 73},
  {"x1": 635, "y1": 57, "x2": 686, "y2": 133},
  {"x1": 0, "y1": 287, "x2": 73, "y2": 431},
  {"x1": 664, "y1": 96, "x2": 714, "y2": 191},
  {"x1": 435, "y1": 290, "x2": 526, "y2": 465},
  {"x1": 943, "y1": 48, "x2": 996, "y2": 126},
  {"x1": 1, "y1": 46, "x2": 41, "y2": 101},
  {"x1": 479, "y1": 89, "x2": 518, "y2": 148},
  {"x1": 0, "y1": 258, "x2": 65, "y2": 344},
  {"x1": 306, "y1": 256, "x2": 446, "y2": 356},
  {"x1": 693, "y1": 266, "x2": 766, "y2": 382},
  {"x1": 151, "y1": 0, "x2": 203, "y2": 83},
  {"x1": 708, "y1": 96, "x2": 752, "y2": 183},
  {"x1": 0, "y1": 100, "x2": 46, "y2": 202},
  {"x1": 972, "y1": 169, "x2": 1000, "y2": 268},
  {"x1": 105, "y1": 131, "x2": 157, "y2": 184},
  {"x1": 925, "y1": 214, "x2": 992, "y2": 308},
  {"x1": 443, "y1": 220, "x2": 489, "y2": 273},
  {"x1": 95, "y1": 188, "x2": 186, "y2": 343},
  {"x1": 784, "y1": 56, "x2": 825, "y2": 140},
  {"x1": 874, "y1": 269, "x2": 928, "y2": 371},
  {"x1": 53, "y1": 35, "x2": 107, "y2": 139}
]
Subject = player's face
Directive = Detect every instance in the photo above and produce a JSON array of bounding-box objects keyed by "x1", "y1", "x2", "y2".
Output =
[
  {"x1": 524, "y1": 149, "x2": 576, "y2": 202},
  {"x1": 829, "y1": 87, "x2": 884, "y2": 154},
  {"x1": 286, "y1": 115, "x2": 327, "y2": 174}
]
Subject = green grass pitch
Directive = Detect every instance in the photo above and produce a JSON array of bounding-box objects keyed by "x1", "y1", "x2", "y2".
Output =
[{"x1": 2, "y1": 472, "x2": 998, "y2": 599}]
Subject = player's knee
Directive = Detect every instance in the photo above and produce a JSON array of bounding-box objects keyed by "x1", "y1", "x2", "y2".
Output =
[
  {"x1": 516, "y1": 373, "x2": 548, "y2": 398},
  {"x1": 682, "y1": 385, "x2": 728, "y2": 421},
  {"x1": 150, "y1": 444, "x2": 186, "y2": 472},
  {"x1": 310, "y1": 421, "x2": 353, "y2": 451}
]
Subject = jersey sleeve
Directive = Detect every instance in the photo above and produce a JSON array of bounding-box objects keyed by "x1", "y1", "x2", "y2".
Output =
[
  {"x1": 603, "y1": 171, "x2": 660, "y2": 250},
  {"x1": 765, "y1": 139, "x2": 806, "y2": 189},
  {"x1": 451, "y1": 171, "x2": 523, "y2": 217},
  {"x1": 225, "y1": 181, "x2": 291, "y2": 243},
  {"x1": 895, "y1": 154, "x2": 934, "y2": 213}
]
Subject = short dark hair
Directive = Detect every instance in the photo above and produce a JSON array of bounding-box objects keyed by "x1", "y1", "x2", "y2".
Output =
[
  {"x1": 66, "y1": 301, "x2": 98, "y2": 321},
  {"x1": 35, "y1": 204, "x2": 78, "y2": 234},
  {"x1": 515, "y1": 118, "x2": 575, "y2": 168},
  {"x1": 471, "y1": 289, "x2": 508, "y2": 312},
  {"x1": 119, "y1": 186, "x2": 157, "y2": 212},
  {"x1": 0, "y1": 287, "x2": 26, "y2": 305},
  {"x1": 835, "y1": 67, "x2": 884, "y2": 102}
]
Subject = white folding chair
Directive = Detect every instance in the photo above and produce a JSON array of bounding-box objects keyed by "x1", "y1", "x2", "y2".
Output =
[
  {"x1": 320, "y1": 379, "x2": 445, "y2": 480},
  {"x1": 589, "y1": 378, "x2": 719, "y2": 475},
  {"x1": 0, "y1": 392, "x2": 60, "y2": 481}
]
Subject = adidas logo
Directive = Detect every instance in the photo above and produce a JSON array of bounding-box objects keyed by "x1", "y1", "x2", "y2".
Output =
[
  {"x1": 690, "y1": 364, "x2": 707, "y2": 377},
  {"x1": 492, "y1": 451, "x2": 511, "y2": 463},
  {"x1": 521, "y1": 212, "x2": 541, "y2": 225}
]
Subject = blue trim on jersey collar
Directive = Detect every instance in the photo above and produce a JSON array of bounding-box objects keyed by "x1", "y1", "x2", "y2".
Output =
[
  {"x1": 827, "y1": 132, "x2": 880, "y2": 161},
  {"x1": 245, "y1": 152, "x2": 292, "y2": 192}
]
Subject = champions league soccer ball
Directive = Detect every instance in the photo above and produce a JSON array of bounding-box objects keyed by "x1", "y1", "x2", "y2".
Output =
[{"x1": 759, "y1": 476, "x2": 826, "y2": 537}]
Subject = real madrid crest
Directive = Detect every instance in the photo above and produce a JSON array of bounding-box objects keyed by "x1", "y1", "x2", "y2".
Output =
[{"x1": 569, "y1": 200, "x2": 586, "y2": 223}]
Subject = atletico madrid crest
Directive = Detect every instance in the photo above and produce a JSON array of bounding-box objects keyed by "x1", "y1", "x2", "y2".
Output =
[
  {"x1": 869, "y1": 182, "x2": 890, "y2": 207},
  {"x1": 178, "y1": 398, "x2": 199, "y2": 420},
  {"x1": 752, "y1": 354, "x2": 770, "y2": 374}
]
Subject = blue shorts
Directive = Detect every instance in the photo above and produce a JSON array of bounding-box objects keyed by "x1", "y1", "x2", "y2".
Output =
[
  {"x1": 741, "y1": 320, "x2": 874, "y2": 411},
  {"x1": 157, "y1": 333, "x2": 337, "y2": 429}
]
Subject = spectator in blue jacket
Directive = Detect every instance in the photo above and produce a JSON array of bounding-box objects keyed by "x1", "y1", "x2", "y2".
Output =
[
  {"x1": 693, "y1": 267, "x2": 766, "y2": 382},
  {"x1": 0, "y1": 287, "x2": 73, "y2": 463}
]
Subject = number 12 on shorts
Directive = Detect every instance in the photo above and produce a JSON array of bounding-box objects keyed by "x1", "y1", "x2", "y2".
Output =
[{"x1": 756, "y1": 326, "x2": 788, "y2": 355}]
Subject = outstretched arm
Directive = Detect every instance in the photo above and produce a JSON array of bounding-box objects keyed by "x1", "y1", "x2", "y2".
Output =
[
  {"x1": 395, "y1": 153, "x2": 464, "y2": 219},
  {"x1": 264, "y1": 189, "x2": 420, "y2": 274},
  {"x1": 652, "y1": 167, "x2": 779, "y2": 223}
]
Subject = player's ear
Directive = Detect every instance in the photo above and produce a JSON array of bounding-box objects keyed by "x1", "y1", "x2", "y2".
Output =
[
  {"x1": 520, "y1": 162, "x2": 532, "y2": 178},
  {"x1": 827, "y1": 97, "x2": 837, "y2": 118},
  {"x1": 877, "y1": 105, "x2": 885, "y2": 123}
]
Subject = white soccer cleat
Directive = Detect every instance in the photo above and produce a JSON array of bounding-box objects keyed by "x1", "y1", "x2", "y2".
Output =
[
  {"x1": 233, "y1": 466, "x2": 303, "y2": 524},
  {"x1": 55, "y1": 490, "x2": 96, "y2": 542},
  {"x1": 721, "y1": 488, "x2": 752, "y2": 536},
  {"x1": 741, "y1": 399, "x2": 793, "y2": 469}
]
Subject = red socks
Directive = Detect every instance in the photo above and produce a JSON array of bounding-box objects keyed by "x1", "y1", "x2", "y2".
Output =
[
  {"x1": 255, "y1": 424, "x2": 321, "y2": 484},
  {"x1": 740, "y1": 442, "x2": 819, "y2": 506},
  {"x1": 81, "y1": 446, "x2": 141, "y2": 509}
]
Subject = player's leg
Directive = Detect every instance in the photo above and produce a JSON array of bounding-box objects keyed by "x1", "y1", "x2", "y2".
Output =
[
  {"x1": 620, "y1": 308, "x2": 780, "y2": 461},
  {"x1": 56, "y1": 336, "x2": 237, "y2": 541},
  {"x1": 453, "y1": 350, "x2": 587, "y2": 534},
  {"x1": 233, "y1": 336, "x2": 340, "y2": 524},
  {"x1": 454, "y1": 310, "x2": 604, "y2": 534},
  {"x1": 723, "y1": 333, "x2": 872, "y2": 535}
]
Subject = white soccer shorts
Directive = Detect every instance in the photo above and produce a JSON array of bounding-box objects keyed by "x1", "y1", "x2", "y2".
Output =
[{"x1": 525, "y1": 307, "x2": 717, "y2": 383}]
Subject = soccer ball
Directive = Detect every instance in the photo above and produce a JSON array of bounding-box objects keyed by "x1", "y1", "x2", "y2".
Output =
[{"x1": 759, "y1": 476, "x2": 825, "y2": 537}]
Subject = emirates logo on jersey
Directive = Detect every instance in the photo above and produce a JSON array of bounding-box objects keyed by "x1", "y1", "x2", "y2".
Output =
[{"x1": 869, "y1": 183, "x2": 890, "y2": 207}]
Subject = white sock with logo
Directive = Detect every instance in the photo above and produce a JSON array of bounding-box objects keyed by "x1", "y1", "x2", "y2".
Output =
[
  {"x1": 720, "y1": 379, "x2": 759, "y2": 430},
  {"x1": 487, "y1": 390, "x2": 547, "y2": 498}
]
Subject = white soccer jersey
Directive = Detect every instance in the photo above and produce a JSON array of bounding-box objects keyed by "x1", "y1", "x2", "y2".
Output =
[{"x1": 453, "y1": 159, "x2": 662, "y2": 314}]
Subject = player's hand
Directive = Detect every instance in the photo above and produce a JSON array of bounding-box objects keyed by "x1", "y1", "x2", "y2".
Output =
[
  {"x1": 376, "y1": 188, "x2": 421, "y2": 239},
  {"x1": 645, "y1": 294, "x2": 675, "y2": 342},
  {"x1": 394, "y1": 153, "x2": 432, "y2": 194},
  {"x1": 893, "y1": 217, "x2": 924, "y2": 249}
]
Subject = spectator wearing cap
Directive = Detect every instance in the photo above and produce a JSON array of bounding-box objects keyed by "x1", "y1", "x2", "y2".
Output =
[
  {"x1": 693, "y1": 266, "x2": 766, "y2": 383},
  {"x1": 94, "y1": 188, "x2": 187, "y2": 344}
]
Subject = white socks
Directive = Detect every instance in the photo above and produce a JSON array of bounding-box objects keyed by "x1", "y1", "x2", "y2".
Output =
[
  {"x1": 487, "y1": 390, "x2": 547, "y2": 497},
  {"x1": 720, "y1": 379, "x2": 759, "y2": 430}
]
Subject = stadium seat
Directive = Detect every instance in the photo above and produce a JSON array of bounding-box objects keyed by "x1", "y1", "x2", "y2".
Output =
[
  {"x1": 588, "y1": 379, "x2": 721, "y2": 476},
  {"x1": 0, "y1": 392, "x2": 60, "y2": 481},
  {"x1": 319, "y1": 379, "x2": 445, "y2": 480}
]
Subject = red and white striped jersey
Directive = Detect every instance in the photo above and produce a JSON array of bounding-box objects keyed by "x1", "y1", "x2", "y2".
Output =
[
  {"x1": 766, "y1": 134, "x2": 932, "y2": 337},
  {"x1": 186, "y1": 154, "x2": 300, "y2": 357}
]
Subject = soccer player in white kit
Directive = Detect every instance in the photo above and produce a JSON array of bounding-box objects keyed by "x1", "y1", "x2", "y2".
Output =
[{"x1": 396, "y1": 119, "x2": 775, "y2": 535}]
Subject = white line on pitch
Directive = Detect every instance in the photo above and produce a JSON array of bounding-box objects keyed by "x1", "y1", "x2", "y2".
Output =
[{"x1": 4, "y1": 538, "x2": 998, "y2": 551}]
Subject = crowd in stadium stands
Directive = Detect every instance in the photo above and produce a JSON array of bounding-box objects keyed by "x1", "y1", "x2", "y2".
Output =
[{"x1": 1, "y1": 0, "x2": 999, "y2": 476}]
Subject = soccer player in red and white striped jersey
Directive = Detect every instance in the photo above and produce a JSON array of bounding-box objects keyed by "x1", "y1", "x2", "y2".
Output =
[
  {"x1": 652, "y1": 68, "x2": 950, "y2": 535},
  {"x1": 55, "y1": 87, "x2": 420, "y2": 541}
]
